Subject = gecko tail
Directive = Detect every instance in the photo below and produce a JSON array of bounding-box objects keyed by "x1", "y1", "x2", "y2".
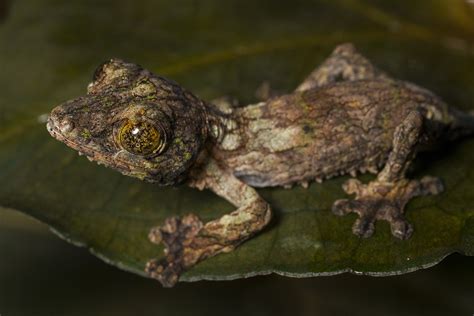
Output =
[{"x1": 446, "y1": 107, "x2": 474, "y2": 140}]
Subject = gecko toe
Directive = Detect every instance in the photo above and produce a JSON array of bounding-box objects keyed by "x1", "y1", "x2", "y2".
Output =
[
  {"x1": 333, "y1": 176, "x2": 442, "y2": 239},
  {"x1": 145, "y1": 258, "x2": 181, "y2": 288},
  {"x1": 352, "y1": 216, "x2": 376, "y2": 238},
  {"x1": 332, "y1": 199, "x2": 356, "y2": 216},
  {"x1": 420, "y1": 176, "x2": 444, "y2": 195},
  {"x1": 390, "y1": 219, "x2": 413, "y2": 240},
  {"x1": 148, "y1": 226, "x2": 163, "y2": 245},
  {"x1": 341, "y1": 178, "x2": 364, "y2": 195}
]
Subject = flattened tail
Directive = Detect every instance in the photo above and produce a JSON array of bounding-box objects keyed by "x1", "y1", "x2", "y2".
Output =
[{"x1": 445, "y1": 107, "x2": 474, "y2": 140}]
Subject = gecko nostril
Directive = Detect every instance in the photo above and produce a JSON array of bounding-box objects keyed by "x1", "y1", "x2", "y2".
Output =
[{"x1": 58, "y1": 117, "x2": 75, "y2": 134}]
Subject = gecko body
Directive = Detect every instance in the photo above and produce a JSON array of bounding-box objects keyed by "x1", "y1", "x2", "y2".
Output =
[{"x1": 47, "y1": 44, "x2": 474, "y2": 287}]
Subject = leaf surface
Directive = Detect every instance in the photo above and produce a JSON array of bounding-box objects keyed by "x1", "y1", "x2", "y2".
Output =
[{"x1": 1, "y1": 0, "x2": 474, "y2": 281}]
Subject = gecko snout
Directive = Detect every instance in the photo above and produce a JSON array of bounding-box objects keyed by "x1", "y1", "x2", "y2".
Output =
[{"x1": 46, "y1": 108, "x2": 76, "y2": 139}]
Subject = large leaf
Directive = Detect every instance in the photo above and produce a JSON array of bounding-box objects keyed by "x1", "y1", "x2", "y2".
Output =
[{"x1": 1, "y1": 0, "x2": 474, "y2": 282}]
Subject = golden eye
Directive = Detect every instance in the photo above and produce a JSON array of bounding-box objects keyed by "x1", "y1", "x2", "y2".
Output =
[{"x1": 119, "y1": 121, "x2": 166, "y2": 156}]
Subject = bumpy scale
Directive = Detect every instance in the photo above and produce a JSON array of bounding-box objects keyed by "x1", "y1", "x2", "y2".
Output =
[{"x1": 47, "y1": 43, "x2": 474, "y2": 287}]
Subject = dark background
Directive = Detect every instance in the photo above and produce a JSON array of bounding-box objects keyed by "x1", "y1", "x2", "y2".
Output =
[
  {"x1": 1, "y1": 0, "x2": 474, "y2": 315},
  {"x1": 1, "y1": 208, "x2": 473, "y2": 315}
]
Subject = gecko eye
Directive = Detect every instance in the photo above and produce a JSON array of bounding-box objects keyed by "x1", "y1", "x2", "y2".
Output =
[{"x1": 118, "y1": 121, "x2": 166, "y2": 156}]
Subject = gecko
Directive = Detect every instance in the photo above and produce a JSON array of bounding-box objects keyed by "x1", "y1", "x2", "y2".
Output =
[{"x1": 47, "y1": 43, "x2": 474, "y2": 287}]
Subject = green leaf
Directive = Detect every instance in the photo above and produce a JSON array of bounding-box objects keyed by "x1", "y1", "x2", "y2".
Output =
[{"x1": 1, "y1": 0, "x2": 474, "y2": 282}]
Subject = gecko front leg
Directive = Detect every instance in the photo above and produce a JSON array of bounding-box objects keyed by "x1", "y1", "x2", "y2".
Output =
[
  {"x1": 332, "y1": 111, "x2": 444, "y2": 239},
  {"x1": 146, "y1": 159, "x2": 272, "y2": 287}
]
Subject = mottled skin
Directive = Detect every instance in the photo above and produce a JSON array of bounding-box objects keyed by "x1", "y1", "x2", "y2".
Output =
[{"x1": 47, "y1": 43, "x2": 474, "y2": 287}]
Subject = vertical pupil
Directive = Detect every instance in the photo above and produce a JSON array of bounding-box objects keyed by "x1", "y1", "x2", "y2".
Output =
[{"x1": 120, "y1": 121, "x2": 161, "y2": 155}]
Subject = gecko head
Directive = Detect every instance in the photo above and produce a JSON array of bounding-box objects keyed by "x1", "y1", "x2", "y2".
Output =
[{"x1": 47, "y1": 59, "x2": 208, "y2": 185}]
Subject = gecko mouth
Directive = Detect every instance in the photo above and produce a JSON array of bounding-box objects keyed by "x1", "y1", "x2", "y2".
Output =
[
  {"x1": 47, "y1": 114, "x2": 100, "y2": 160},
  {"x1": 47, "y1": 114, "x2": 73, "y2": 145},
  {"x1": 46, "y1": 112, "x2": 151, "y2": 179},
  {"x1": 46, "y1": 111, "x2": 123, "y2": 168},
  {"x1": 47, "y1": 113, "x2": 84, "y2": 151}
]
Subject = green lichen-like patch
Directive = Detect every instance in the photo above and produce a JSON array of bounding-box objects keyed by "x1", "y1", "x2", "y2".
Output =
[
  {"x1": 80, "y1": 128, "x2": 91, "y2": 139},
  {"x1": 0, "y1": 0, "x2": 474, "y2": 283}
]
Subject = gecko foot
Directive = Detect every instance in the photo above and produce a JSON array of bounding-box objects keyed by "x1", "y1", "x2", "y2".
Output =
[
  {"x1": 332, "y1": 176, "x2": 443, "y2": 239},
  {"x1": 145, "y1": 214, "x2": 237, "y2": 287},
  {"x1": 145, "y1": 214, "x2": 203, "y2": 287}
]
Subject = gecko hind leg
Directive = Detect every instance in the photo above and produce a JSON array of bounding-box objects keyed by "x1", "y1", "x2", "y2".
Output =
[
  {"x1": 295, "y1": 43, "x2": 390, "y2": 91},
  {"x1": 261, "y1": 43, "x2": 387, "y2": 101},
  {"x1": 332, "y1": 110, "x2": 444, "y2": 239}
]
